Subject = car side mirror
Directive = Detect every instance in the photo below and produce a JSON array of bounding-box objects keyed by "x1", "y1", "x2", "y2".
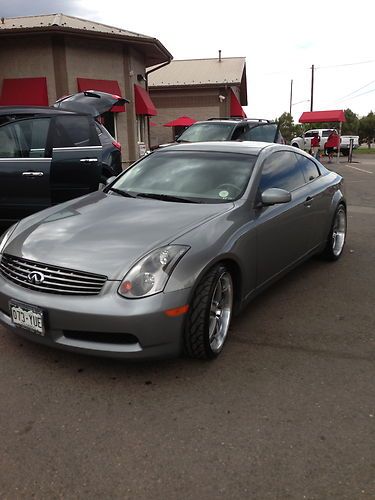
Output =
[
  {"x1": 261, "y1": 188, "x2": 291, "y2": 206},
  {"x1": 105, "y1": 176, "x2": 117, "y2": 186}
]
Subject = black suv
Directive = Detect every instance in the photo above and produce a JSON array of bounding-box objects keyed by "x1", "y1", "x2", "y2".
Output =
[
  {"x1": 176, "y1": 118, "x2": 284, "y2": 144},
  {"x1": 0, "y1": 91, "x2": 127, "y2": 227}
]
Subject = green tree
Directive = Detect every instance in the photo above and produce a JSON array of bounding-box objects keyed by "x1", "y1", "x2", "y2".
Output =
[
  {"x1": 275, "y1": 112, "x2": 303, "y2": 144},
  {"x1": 359, "y1": 111, "x2": 375, "y2": 147},
  {"x1": 342, "y1": 109, "x2": 359, "y2": 135}
]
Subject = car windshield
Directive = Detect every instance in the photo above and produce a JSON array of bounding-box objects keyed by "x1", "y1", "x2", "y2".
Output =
[
  {"x1": 177, "y1": 123, "x2": 236, "y2": 142},
  {"x1": 110, "y1": 150, "x2": 257, "y2": 203}
]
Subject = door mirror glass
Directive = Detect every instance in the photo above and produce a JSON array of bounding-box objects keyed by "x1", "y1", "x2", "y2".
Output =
[
  {"x1": 105, "y1": 176, "x2": 117, "y2": 186},
  {"x1": 261, "y1": 188, "x2": 291, "y2": 206}
]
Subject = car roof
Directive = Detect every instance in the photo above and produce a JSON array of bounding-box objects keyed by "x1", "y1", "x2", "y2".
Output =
[
  {"x1": 153, "y1": 141, "x2": 280, "y2": 155},
  {"x1": 0, "y1": 106, "x2": 77, "y2": 116},
  {"x1": 193, "y1": 118, "x2": 275, "y2": 125}
]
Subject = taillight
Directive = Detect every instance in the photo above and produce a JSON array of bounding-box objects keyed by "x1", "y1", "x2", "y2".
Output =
[{"x1": 112, "y1": 140, "x2": 122, "y2": 151}]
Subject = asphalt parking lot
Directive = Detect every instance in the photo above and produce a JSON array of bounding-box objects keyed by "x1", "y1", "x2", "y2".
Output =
[{"x1": 0, "y1": 154, "x2": 374, "y2": 499}]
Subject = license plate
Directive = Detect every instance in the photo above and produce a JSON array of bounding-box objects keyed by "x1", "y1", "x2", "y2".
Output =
[{"x1": 9, "y1": 300, "x2": 45, "y2": 336}]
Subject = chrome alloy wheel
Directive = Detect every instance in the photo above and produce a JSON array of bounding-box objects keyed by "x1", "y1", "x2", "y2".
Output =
[
  {"x1": 332, "y1": 206, "x2": 347, "y2": 257},
  {"x1": 208, "y1": 272, "x2": 233, "y2": 352}
]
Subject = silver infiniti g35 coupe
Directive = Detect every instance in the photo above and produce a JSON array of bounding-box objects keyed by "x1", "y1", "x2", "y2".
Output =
[{"x1": 0, "y1": 142, "x2": 347, "y2": 360}]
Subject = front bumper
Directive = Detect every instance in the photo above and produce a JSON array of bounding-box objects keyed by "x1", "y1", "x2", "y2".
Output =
[{"x1": 0, "y1": 276, "x2": 191, "y2": 359}]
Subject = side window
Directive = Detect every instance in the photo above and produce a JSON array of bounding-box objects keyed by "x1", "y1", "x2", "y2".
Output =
[
  {"x1": 53, "y1": 115, "x2": 99, "y2": 148},
  {"x1": 0, "y1": 124, "x2": 19, "y2": 157},
  {"x1": 322, "y1": 130, "x2": 334, "y2": 137},
  {"x1": 295, "y1": 153, "x2": 320, "y2": 182},
  {"x1": 241, "y1": 124, "x2": 277, "y2": 143},
  {"x1": 232, "y1": 125, "x2": 247, "y2": 140},
  {"x1": 259, "y1": 151, "x2": 306, "y2": 193},
  {"x1": 0, "y1": 118, "x2": 50, "y2": 158},
  {"x1": 304, "y1": 131, "x2": 314, "y2": 138}
]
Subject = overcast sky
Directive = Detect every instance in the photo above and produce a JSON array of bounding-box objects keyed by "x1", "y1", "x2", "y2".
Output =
[{"x1": 2, "y1": 0, "x2": 374, "y2": 121}]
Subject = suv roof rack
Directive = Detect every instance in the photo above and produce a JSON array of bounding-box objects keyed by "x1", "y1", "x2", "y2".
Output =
[
  {"x1": 206, "y1": 117, "x2": 273, "y2": 123},
  {"x1": 206, "y1": 117, "x2": 243, "y2": 121}
]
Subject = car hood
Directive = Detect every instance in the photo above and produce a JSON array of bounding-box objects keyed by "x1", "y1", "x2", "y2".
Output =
[
  {"x1": 53, "y1": 91, "x2": 129, "y2": 117},
  {"x1": 6, "y1": 192, "x2": 232, "y2": 279}
]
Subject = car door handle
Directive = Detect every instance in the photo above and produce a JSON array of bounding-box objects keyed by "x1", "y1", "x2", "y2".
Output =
[
  {"x1": 304, "y1": 196, "x2": 313, "y2": 207},
  {"x1": 22, "y1": 171, "x2": 44, "y2": 177},
  {"x1": 80, "y1": 158, "x2": 98, "y2": 163}
]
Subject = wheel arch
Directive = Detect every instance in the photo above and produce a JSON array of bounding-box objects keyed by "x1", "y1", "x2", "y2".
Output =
[{"x1": 186, "y1": 256, "x2": 243, "y2": 315}]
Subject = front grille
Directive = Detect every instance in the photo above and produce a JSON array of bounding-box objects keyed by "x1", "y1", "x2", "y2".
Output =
[{"x1": 0, "y1": 254, "x2": 107, "y2": 296}]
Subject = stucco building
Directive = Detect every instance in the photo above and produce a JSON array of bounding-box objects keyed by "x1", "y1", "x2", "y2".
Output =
[
  {"x1": 0, "y1": 13, "x2": 171, "y2": 165},
  {"x1": 148, "y1": 56, "x2": 247, "y2": 146}
]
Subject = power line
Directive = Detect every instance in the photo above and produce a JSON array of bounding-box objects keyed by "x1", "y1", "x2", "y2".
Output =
[
  {"x1": 337, "y1": 79, "x2": 375, "y2": 101},
  {"x1": 316, "y1": 59, "x2": 375, "y2": 69},
  {"x1": 342, "y1": 87, "x2": 375, "y2": 101},
  {"x1": 265, "y1": 58, "x2": 375, "y2": 76}
]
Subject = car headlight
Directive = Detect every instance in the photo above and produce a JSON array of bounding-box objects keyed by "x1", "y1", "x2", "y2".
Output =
[
  {"x1": 0, "y1": 223, "x2": 18, "y2": 257},
  {"x1": 118, "y1": 245, "x2": 189, "y2": 299}
]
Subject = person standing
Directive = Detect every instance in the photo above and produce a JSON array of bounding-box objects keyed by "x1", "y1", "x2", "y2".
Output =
[
  {"x1": 311, "y1": 133, "x2": 320, "y2": 160},
  {"x1": 325, "y1": 130, "x2": 340, "y2": 163}
]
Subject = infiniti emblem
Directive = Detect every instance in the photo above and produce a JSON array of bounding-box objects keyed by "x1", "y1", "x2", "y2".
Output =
[{"x1": 28, "y1": 271, "x2": 45, "y2": 284}]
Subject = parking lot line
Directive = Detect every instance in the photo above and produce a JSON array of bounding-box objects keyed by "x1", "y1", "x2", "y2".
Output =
[{"x1": 343, "y1": 164, "x2": 373, "y2": 174}]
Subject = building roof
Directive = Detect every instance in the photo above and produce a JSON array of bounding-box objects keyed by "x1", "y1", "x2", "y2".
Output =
[
  {"x1": 0, "y1": 13, "x2": 172, "y2": 66},
  {"x1": 148, "y1": 57, "x2": 246, "y2": 87}
]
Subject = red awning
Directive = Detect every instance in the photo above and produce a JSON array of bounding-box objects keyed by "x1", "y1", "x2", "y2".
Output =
[
  {"x1": 163, "y1": 116, "x2": 196, "y2": 127},
  {"x1": 230, "y1": 89, "x2": 246, "y2": 118},
  {"x1": 0, "y1": 77, "x2": 48, "y2": 106},
  {"x1": 134, "y1": 84, "x2": 157, "y2": 116},
  {"x1": 77, "y1": 78, "x2": 125, "y2": 112},
  {"x1": 150, "y1": 121, "x2": 158, "y2": 126},
  {"x1": 299, "y1": 110, "x2": 346, "y2": 123}
]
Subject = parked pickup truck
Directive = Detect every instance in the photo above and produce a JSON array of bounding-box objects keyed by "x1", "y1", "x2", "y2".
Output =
[{"x1": 291, "y1": 128, "x2": 359, "y2": 156}]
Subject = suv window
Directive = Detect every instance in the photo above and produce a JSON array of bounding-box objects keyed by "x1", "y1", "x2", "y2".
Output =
[
  {"x1": 177, "y1": 122, "x2": 235, "y2": 142},
  {"x1": 0, "y1": 117, "x2": 50, "y2": 158},
  {"x1": 322, "y1": 130, "x2": 334, "y2": 137},
  {"x1": 295, "y1": 153, "x2": 320, "y2": 182},
  {"x1": 52, "y1": 115, "x2": 98, "y2": 148},
  {"x1": 240, "y1": 123, "x2": 278, "y2": 143},
  {"x1": 231, "y1": 125, "x2": 248, "y2": 140},
  {"x1": 259, "y1": 151, "x2": 305, "y2": 193}
]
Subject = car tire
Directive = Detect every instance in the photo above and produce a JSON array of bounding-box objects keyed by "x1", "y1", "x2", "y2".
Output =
[
  {"x1": 322, "y1": 204, "x2": 347, "y2": 261},
  {"x1": 184, "y1": 264, "x2": 233, "y2": 359}
]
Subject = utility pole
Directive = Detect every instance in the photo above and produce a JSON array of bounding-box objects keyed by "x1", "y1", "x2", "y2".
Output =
[
  {"x1": 310, "y1": 64, "x2": 314, "y2": 111},
  {"x1": 289, "y1": 79, "x2": 293, "y2": 115}
]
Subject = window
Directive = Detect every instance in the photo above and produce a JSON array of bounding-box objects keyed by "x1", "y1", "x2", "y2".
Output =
[
  {"x1": 177, "y1": 123, "x2": 235, "y2": 142},
  {"x1": 304, "y1": 131, "x2": 315, "y2": 138},
  {"x1": 0, "y1": 117, "x2": 50, "y2": 158},
  {"x1": 322, "y1": 130, "x2": 334, "y2": 137},
  {"x1": 137, "y1": 115, "x2": 146, "y2": 142},
  {"x1": 113, "y1": 151, "x2": 257, "y2": 203},
  {"x1": 232, "y1": 125, "x2": 248, "y2": 140},
  {"x1": 259, "y1": 151, "x2": 306, "y2": 193},
  {"x1": 240, "y1": 123, "x2": 278, "y2": 143},
  {"x1": 295, "y1": 153, "x2": 320, "y2": 182},
  {"x1": 53, "y1": 115, "x2": 98, "y2": 148}
]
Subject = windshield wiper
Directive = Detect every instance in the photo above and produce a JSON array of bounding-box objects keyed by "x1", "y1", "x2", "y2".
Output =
[
  {"x1": 107, "y1": 187, "x2": 136, "y2": 198},
  {"x1": 135, "y1": 192, "x2": 200, "y2": 203}
]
